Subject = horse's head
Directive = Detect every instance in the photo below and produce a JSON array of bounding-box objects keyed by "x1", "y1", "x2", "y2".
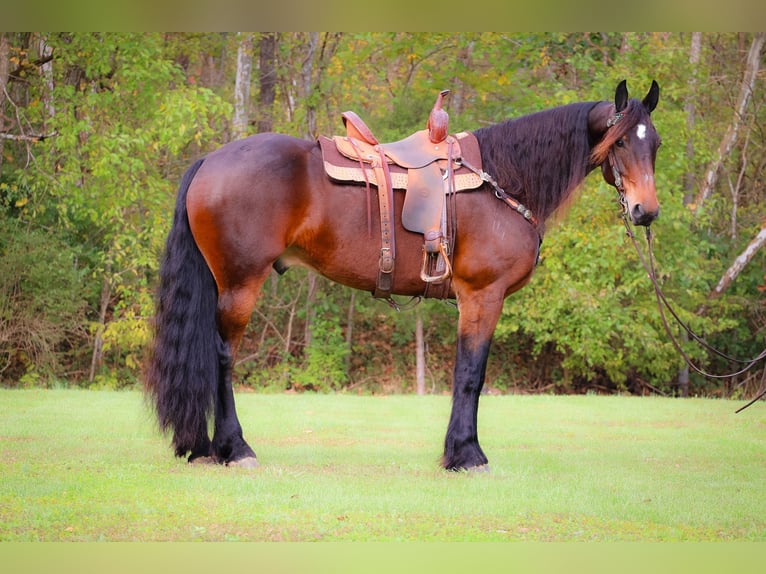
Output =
[{"x1": 590, "y1": 80, "x2": 662, "y2": 226}]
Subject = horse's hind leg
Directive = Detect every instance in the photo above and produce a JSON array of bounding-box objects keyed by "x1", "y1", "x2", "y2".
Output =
[{"x1": 210, "y1": 280, "x2": 265, "y2": 467}]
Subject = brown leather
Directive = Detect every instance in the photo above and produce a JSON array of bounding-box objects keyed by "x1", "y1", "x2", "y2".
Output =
[
  {"x1": 322, "y1": 130, "x2": 482, "y2": 176},
  {"x1": 341, "y1": 111, "x2": 378, "y2": 145},
  {"x1": 380, "y1": 130, "x2": 457, "y2": 169},
  {"x1": 427, "y1": 89, "x2": 450, "y2": 144},
  {"x1": 332, "y1": 130, "x2": 460, "y2": 169},
  {"x1": 401, "y1": 162, "x2": 444, "y2": 243},
  {"x1": 373, "y1": 149, "x2": 395, "y2": 298},
  {"x1": 320, "y1": 93, "x2": 488, "y2": 295},
  {"x1": 333, "y1": 135, "x2": 387, "y2": 164}
]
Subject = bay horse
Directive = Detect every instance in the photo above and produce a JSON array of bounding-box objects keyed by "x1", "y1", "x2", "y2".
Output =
[{"x1": 146, "y1": 80, "x2": 661, "y2": 471}]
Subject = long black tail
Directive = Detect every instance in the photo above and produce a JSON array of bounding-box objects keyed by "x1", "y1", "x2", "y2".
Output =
[{"x1": 145, "y1": 159, "x2": 220, "y2": 457}]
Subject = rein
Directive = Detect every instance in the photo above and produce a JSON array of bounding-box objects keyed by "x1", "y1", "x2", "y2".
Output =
[{"x1": 619, "y1": 211, "x2": 766, "y2": 412}]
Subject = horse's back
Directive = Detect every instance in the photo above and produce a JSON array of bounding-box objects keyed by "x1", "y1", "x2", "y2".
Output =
[
  {"x1": 193, "y1": 133, "x2": 317, "y2": 196},
  {"x1": 187, "y1": 132, "x2": 321, "y2": 221}
]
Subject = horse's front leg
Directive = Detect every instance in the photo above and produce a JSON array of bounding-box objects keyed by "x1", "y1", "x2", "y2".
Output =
[{"x1": 442, "y1": 290, "x2": 504, "y2": 471}]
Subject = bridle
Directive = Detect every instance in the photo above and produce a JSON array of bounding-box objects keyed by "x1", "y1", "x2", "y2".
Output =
[
  {"x1": 605, "y1": 111, "x2": 629, "y2": 215},
  {"x1": 606, "y1": 109, "x2": 766, "y2": 411}
]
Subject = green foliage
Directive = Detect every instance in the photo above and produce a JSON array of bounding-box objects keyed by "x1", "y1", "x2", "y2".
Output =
[
  {"x1": 0, "y1": 216, "x2": 88, "y2": 383},
  {"x1": 289, "y1": 316, "x2": 349, "y2": 392},
  {"x1": 496, "y1": 180, "x2": 717, "y2": 392},
  {"x1": 2, "y1": 33, "x2": 232, "y2": 386}
]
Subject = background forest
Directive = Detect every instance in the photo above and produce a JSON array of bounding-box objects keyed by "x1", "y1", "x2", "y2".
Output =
[{"x1": 1, "y1": 32, "x2": 764, "y2": 398}]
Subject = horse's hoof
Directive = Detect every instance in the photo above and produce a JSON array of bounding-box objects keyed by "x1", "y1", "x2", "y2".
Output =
[
  {"x1": 226, "y1": 456, "x2": 260, "y2": 469},
  {"x1": 467, "y1": 464, "x2": 490, "y2": 473},
  {"x1": 188, "y1": 456, "x2": 216, "y2": 465}
]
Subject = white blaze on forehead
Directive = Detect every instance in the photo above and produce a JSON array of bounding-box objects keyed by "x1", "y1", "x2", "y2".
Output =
[{"x1": 636, "y1": 123, "x2": 647, "y2": 140}]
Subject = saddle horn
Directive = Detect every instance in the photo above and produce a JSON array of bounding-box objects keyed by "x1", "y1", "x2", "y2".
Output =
[{"x1": 427, "y1": 89, "x2": 451, "y2": 144}]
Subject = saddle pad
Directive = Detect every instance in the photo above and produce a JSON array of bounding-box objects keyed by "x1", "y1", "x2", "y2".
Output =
[{"x1": 319, "y1": 131, "x2": 484, "y2": 193}]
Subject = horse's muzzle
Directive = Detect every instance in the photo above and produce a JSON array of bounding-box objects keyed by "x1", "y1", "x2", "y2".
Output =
[{"x1": 630, "y1": 202, "x2": 659, "y2": 227}]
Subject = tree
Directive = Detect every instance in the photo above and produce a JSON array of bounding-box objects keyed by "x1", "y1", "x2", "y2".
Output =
[
  {"x1": 415, "y1": 308, "x2": 426, "y2": 395},
  {"x1": 0, "y1": 33, "x2": 9, "y2": 175},
  {"x1": 677, "y1": 31, "x2": 703, "y2": 397},
  {"x1": 693, "y1": 32, "x2": 766, "y2": 211},
  {"x1": 257, "y1": 33, "x2": 277, "y2": 133},
  {"x1": 0, "y1": 33, "x2": 9, "y2": 124},
  {"x1": 683, "y1": 32, "x2": 702, "y2": 207},
  {"x1": 232, "y1": 32, "x2": 253, "y2": 140},
  {"x1": 710, "y1": 225, "x2": 766, "y2": 298}
]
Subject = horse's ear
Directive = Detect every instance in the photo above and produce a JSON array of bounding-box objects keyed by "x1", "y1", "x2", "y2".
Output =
[
  {"x1": 643, "y1": 80, "x2": 660, "y2": 114},
  {"x1": 614, "y1": 80, "x2": 628, "y2": 113}
]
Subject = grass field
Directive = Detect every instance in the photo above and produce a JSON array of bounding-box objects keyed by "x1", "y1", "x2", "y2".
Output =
[{"x1": 1, "y1": 389, "x2": 765, "y2": 542}]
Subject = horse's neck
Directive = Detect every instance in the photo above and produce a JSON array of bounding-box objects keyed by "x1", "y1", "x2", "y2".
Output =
[{"x1": 497, "y1": 103, "x2": 601, "y2": 222}]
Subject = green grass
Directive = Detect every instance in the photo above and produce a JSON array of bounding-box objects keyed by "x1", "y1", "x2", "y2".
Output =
[{"x1": 1, "y1": 389, "x2": 764, "y2": 541}]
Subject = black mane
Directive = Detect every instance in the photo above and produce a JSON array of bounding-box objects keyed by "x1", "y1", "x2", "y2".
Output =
[{"x1": 473, "y1": 101, "x2": 600, "y2": 224}]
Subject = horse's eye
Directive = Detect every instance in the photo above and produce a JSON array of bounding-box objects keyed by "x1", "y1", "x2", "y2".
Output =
[{"x1": 615, "y1": 139, "x2": 625, "y2": 148}]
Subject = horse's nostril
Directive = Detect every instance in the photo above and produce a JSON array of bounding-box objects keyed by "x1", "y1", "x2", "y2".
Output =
[{"x1": 631, "y1": 203, "x2": 659, "y2": 226}]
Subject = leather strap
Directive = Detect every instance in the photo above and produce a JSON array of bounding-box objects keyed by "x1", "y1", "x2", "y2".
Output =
[
  {"x1": 424, "y1": 138, "x2": 456, "y2": 299},
  {"x1": 373, "y1": 147, "x2": 395, "y2": 298}
]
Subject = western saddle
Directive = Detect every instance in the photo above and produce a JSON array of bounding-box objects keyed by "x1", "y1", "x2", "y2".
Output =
[{"x1": 319, "y1": 89, "x2": 485, "y2": 300}]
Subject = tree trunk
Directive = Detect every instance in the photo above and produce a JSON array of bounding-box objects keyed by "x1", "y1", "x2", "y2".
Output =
[
  {"x1": 694, "y1": 32, "x2": 766, "y2": 211},
  {"x1": 89, "y1": 272, "x2": 112, "y2": 383},
  {"x1": 257, "y1": 33, "x2": 277, "y2": 133},
  {"x1": 678, "y1": 32, "x2": 703, "y2": 397},
  {"x1": 683, "y1": 32, "x2": 702, "y2": 207},
  {"x1": 709, "y1": 226, "x2": 766, "y2": 299},
  {"x1": 726, "y1": 127, "x2": 752, "y2": 240},
  {"x1": 37, "y1": 34, "x2": 55, "y2": 124},
  {"x1": 0, "y1": 33, "x2": 9, "y2": 112},
  {"x1": 298, "y1": 32, "x2": 342, "y2": 139},
  {"x1": 415, "y1": 309, "x2": 426, "y2": 395},
  {"x1": 304, "y1": 272, "x2": 317, "y2": 348},
  {"x1": 345, "y1": 290, "x2": 356, "y2": 380},
  {"x1": 232, "y1": 32, "x2": 253, "y2": 140},
  {"x1": 301, "y1": 32, "x2": 319, "y2": 140},
  {"x1": 451, "y1": 39, "x2": 474, "y2": 116},
  {"x1": 0, "y1": 33, "x2": 9, "y2": 175}
]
